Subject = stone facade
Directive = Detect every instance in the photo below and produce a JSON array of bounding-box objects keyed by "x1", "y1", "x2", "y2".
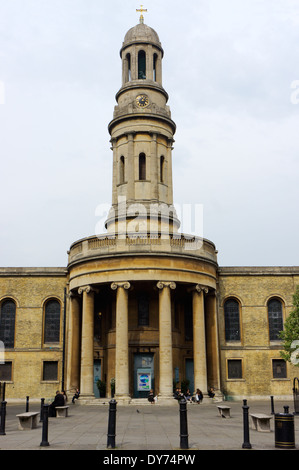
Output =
[
  {"x1": 0, "y1": 268, "x2": 66, "y2": 400},
  {"x1": 218, "y1": 267, "x2": 299, "y2": 399},
  {"x1": 0, "y1": 21, "x2": 298, "y2": 403},
  {"x1": 1, "y1": 265, "x2": 298, "y2": 401}
]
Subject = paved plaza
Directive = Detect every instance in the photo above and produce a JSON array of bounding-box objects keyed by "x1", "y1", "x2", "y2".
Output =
[{"x1": 0, "y1": 398, "x2": 298, "y2": 454}]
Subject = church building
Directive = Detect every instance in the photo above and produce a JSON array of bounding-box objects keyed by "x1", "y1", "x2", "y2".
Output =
[{"x1": 0, "y1": 16, "x2": 298, "y2": 403}]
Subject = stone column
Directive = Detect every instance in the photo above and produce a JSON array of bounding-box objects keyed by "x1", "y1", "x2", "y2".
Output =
[
  {"x1": 127, "y1": 133, "x2": 135, "y2": 202},
  {"x1": 66, "y1": 293, "x2": 81, "y2": 391},
  {"x1": 111, "y1": 282, "x2": 131, "y2": 402},
  {"x1": 150, "y1": 132, "x2": 158, "y2": 201},
  {"x1": 111, "y1": 138, "x2": 118, "y2": 206},
  {"x1": 192, "y1": 285, "x2": 208, "y2": 394},
  {"x1": 166, "y1": 139, "x2": 174, "y2": 205},
  {"x1": 157, "y1": 281, "x2": 176, "y2": 401},
  {"x1": 78, "y1": 286, "x2": 95, "y2": 397}
]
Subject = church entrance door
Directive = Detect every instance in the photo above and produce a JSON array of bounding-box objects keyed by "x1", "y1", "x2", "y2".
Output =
[
  {"x1": 185, "y1": 358, "x2": 194, "y2": 395},
  {"x1": 93, "y1": 359, "x2": 101, "y2": 398}
]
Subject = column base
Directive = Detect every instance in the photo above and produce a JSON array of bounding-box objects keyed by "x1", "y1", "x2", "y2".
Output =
[
  {"x1": 157, "y1": 395, "x2": 178, "y2": 406},
  {"x1": 77, "y1": 394, "x2": 95, "y2": 405},
  {"x1": 114, "y1": 395, "x2": 131, "y2": 405}
]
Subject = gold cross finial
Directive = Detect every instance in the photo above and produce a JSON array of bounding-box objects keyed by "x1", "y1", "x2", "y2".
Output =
[{"x1": 136, "y1": 4, "x2": 147, "y2": 24}]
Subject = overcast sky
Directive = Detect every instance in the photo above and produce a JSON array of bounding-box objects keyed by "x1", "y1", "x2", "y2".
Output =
[{"x1": 0, "y1": 0, "x2": 299, "y2": 268}]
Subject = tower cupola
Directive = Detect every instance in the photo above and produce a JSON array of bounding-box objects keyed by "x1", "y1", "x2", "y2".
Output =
[
  {"x1": 120, "y1": 23, "x2": 163, "y2": 84},
  {"x1": 106, "y1": 19, "x2": 179, "y2": 236}
]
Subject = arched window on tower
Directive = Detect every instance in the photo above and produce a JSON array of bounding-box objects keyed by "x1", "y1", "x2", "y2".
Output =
[
  {"x1": 126, "y1": 53, "x2": 131, "y2": 82},
  {"x1": 268, "y1": 298, "x2": 283, "y2": 341},
  {"x1": 224, "y1": 298, "x2": 240, "y2": 341},
  {"x1": 153, "y1": 53, "x2": 158, "y2": 81},
  {"x1": 0, "y1": 299, "x2": 16, "y2": 348},
  {"x1": 139, "y1": 153, "x2": 146, "y2": 180},
  {"x1": 44, "y1": 299, "x2": 61, "y2": 343},
  {"x1": 160, "y1": 156, "x2": 165, "y2": 183},
  {"x1": 119, "y1": 156, "x2": 125, "y2": 184},
  {"x1": 138, "y1": 50, "x2": 146, "y2": 79}
]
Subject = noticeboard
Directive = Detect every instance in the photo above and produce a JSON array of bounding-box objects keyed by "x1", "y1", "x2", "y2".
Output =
[{"x1": 137, "y1": 369, "x2": 152, "y2": 391}]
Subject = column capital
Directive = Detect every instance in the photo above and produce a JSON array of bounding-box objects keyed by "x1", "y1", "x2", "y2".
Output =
[
  {"x1": 157, "y1": 281, "x2": 176, "y2": 290},
  {"x1": 111, "y1": 281, "x2": 131, "y2": 291},
  {"x1": 193, "y1": 284, "x2": 209, "y2": 294},
  {"x1": 78, "y1": 285, "x2": 98, "y2": 295}
]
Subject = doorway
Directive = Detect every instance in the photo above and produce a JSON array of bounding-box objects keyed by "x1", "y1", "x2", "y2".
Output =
[
  {"x1": 185, "y1": 358, "x2": 194, "y2": 395},
  {"x1": 93, "y1": 359, "x2": 101, "y2": 398}
]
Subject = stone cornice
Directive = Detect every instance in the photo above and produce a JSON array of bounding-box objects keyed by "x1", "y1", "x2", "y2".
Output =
[
  {"x1": 218, "y1": 266, "x2": 299, "y2": 276},
  {"x1": 0, "y1": 267, "x2": 67, "y2": 277}
]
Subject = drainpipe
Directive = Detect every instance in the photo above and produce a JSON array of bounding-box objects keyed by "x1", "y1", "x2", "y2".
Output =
[{"x1": 61, "y1": 288, "x2": 67, "y2": 392}]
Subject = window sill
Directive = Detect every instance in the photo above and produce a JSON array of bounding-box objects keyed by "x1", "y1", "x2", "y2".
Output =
[
  {"x1": 41, "y1": 380, "x2": 59, "y2": 384},
  {"x1": 226, "y1": 378, "x2": 245, "y2": 382},
  {"x1": 271, "y1": 378, "x2": 290, "y2": 381}
]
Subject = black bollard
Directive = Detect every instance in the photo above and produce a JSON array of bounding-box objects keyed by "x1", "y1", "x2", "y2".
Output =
[
  {"x1": 40, "y1": 404, "x2": 50, "y2": 447},
  {"x1": 179, "y1": 398, "x2": 189, "y2": 449},
  {"x1": 107, "y1": 399, "x2": 117, "y2": 449},
  {"x1": 40, "y1": 398, "x2": 45, "y2": 422},
  {"x1": 26, "y1": 396, "x2": 29, "y2": 412},
  {"x1": 0, "y1": 401, "x2": 7, "y2": 436},
  {"x1": 270, "y1": 395, "x2": 275, "y2": 415},
  {"x1": 242, "y1": 399, "x2": 252, "y2": 449}
]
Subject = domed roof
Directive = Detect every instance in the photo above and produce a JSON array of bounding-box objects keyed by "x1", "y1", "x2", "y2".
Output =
[{"x1": 121, "y1": 23, "x2": 163, "y2": 54}]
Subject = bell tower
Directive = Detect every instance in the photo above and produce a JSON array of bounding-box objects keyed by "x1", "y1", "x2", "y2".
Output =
[
  {"x1": 67, "y1": 13, "x2": 219, "y2": 405},
  {"x1": 106, "y1": 15, "x2": 180, "y2": 236}
]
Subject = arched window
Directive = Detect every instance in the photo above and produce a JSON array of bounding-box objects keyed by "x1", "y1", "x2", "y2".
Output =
[
  {"x1": 44, "y1": 299, "x2": 61, "y2": 343},
  {"x1": 224, "y1": 299, "x2": 240, "y2": 341},
  {"x1": 119, "y1": 156, "x2": 125, "y2": 184},
  {"x1": 139, "y1": 153, "x2": 146, "y2": 180},
  {"x1": 153, "y1": 53, "x2": 158, "y2": 81},
  {"x1": 138, "y1": 50, "x2": 146, "y2": 79},
  {"x1": 126, "y1": 53, "x2": 131, "y2": 82},
  {"x1": 268, "y1": 298, "x2": 283, "y2": 341},
  {"x1": 0, "y1": 299, "x2": 16, "y2": 348},
  {"x1": 160, "y1": 156, "x2": 165, "y2": 183}
]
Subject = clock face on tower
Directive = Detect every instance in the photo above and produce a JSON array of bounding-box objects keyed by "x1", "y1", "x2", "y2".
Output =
[{"x1": 136, "y1": 94, "x2": 150, "y2": 108}]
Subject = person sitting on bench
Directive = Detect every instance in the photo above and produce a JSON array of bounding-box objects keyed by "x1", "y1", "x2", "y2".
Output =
[
  {"x1": 72, "y1": 388, "x2": 80, "y2": 403},
  {"x1": 49, "y1": 391, "x2": 65, "y2": 417}
]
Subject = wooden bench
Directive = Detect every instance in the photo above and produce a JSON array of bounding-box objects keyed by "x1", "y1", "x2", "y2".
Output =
[
  {"x1": 55, "y1": 405, "x2": 69, "y2": 418},
  {"x1": 16, "y1": 412, "x2": 39, "y2": 430},
  {"x1": 217, "y1": 405, "x2": 231, "y2": 418},
  {"x1": 250, "y1": 413, "x2": 272, "y2": 432}
]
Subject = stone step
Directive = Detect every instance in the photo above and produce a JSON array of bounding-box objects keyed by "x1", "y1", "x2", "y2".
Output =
[
  {"x1": 75, "y1": 395, "x2": 224, "y2": 406},
  {"x1": 129, "y1": 398, "x2": 153, "y2": 405}
]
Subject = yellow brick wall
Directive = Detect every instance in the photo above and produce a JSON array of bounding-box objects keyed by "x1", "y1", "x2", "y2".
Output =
[
  {"x1": 218, "y1": 267, "x2": 299, "y2": 399},
  {"x1": 1, "y1": 266, "x2": 298, "y2": 401},
  {"x1": 0, "y1": 269, "x2": 68, "y2": 401}
]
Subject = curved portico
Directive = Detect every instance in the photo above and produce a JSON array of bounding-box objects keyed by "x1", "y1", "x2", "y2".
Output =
[{"x1": 66, "y1": 234, "x2": 219, "y2": 403}]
